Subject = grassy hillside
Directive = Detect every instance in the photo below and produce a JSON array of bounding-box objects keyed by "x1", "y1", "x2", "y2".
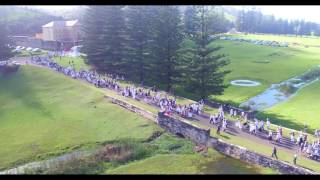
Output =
[
  {"x1": 211, "y1": 38, "x2": 320, "y2": 105},
  {"x1": 52, "y1": 56, "x2": 91, "y2": 71},
  {"x1": 260, "y1": 79, "x2": 320, "y2": 131},
  {"x1": 107, "y1": 150, "x2": 278, "y2": 174},
  {"x1": 0, "y1": 65, "x2": 159, "y2": 170}
]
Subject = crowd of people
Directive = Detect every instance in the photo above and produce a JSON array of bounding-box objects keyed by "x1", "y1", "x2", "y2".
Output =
[
  {"x1": 29, "y1": 55, "x2": 320, "y2": 162},
  {"x1": 30, "y1": 55, "x2": 206, "y2": 121}
]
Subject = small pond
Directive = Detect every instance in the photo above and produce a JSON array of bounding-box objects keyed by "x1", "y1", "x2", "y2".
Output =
[
  {"x1": 240, "y1": 66, "x2": 320, "y2": 111},
  {"x1": 230, "y1": 80, "x2": 261, "y2": 87}
]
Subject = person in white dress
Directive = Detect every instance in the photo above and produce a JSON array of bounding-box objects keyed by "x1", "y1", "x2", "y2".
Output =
[{"x1": 266, "y1": 118, "x2": 270, "y2": 130}]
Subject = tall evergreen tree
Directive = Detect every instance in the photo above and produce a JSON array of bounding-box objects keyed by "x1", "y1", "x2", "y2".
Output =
[
  {"x1": 236, "y1": 9, "x2": 245, "y2": 32},
  {"x1": 101, "y1": 6, "x2": 127, "y2": 74},
  {"x1": 82, "y1": 6, "x2": 108, "y2": 71},
  {"x1": 152, "y1": 6, "x2": 184, "y2": 92},
  {"x1": 124, "y1": 6, "x2": 155, "y2": 84},
  {"x1": 182, "y1": 6, "x2": 230, "y2": 99},
  {"x1": 0, "y1": 22, "x2": 14, "y2": 61},
  {"x1": 183, "y1": 6, "x2": 199, "y2": 37},
  {"x1": 82, "y1": 6, "x2": 127, "y2": 74}
]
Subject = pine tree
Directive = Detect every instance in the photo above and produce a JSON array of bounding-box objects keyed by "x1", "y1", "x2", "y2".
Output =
[
  {"x1": 151, "y1": 6, "x2": 184, "y2": 92},
  {"x1": 236, "y1": 9, "x2": 245, "y2": 32},
  {"x1": 182, "y1": 6, "x2": 230, "y2": 100},
  {"x1": 183, "y1": 6, "x2": 199, "y2": 37},
  {"x1": 100, "y1": 6, "x2": 127, "y2": 74},
  {"x1": 0, "y1": 22, "x2": 14, "y2": 61},
  {"x1": 82, "y1": 6, "x2": 127, "y2": 74},
  {"x1": 81, "y1": 6, "x2": 109, "y2": 71},
  {"x1": 124, "y1": 6, "x2": 155, "y2": 84}
]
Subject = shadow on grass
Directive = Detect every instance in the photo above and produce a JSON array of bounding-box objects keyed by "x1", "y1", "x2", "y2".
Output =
[
  {"x1": 0, "y1": 66, "x2": 55, "y2": 120},
  {"x1": 256, "y1": 111, "x2": 316, "y2": 134},
  {"x1": 218, "y1": 133, "x2": 231, "y2": 140}
]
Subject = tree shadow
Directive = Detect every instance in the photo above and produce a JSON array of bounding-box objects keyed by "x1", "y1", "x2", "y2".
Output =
[
  {"x1": 0, "y1": 66, "x2": 55, "y2": 120},
  {"x1": 256, "y1": 111, "x2": 316, "y2": 134}
]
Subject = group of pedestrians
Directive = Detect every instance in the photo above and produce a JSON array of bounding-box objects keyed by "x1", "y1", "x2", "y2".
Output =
[{"x1": 29, "y1": 55, "x2": 320, "y2": 163}]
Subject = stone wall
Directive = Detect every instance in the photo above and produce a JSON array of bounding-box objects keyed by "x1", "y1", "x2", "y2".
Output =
[
  {"x1": 157, "y1": 112, "x2": 210, "y2": 145},
  {"x1": 104, "y1": 95, "x2": 315, "y2": 174},
  {"x1": 158, "y1": 113, "x2": 315, "y2": 175},
  {"x1": 207, "y1": 138, "x2": 315, "y2": 174},
  {"x1": 104, "y1": 95, "x2": 158, "y2": 123}
]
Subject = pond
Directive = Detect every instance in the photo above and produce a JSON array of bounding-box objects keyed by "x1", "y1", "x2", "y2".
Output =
[
  {"x1": 230, "y1": 80, "x2": 261, "y2": 87},
  {"x1": 240, "y1": 66, "x2": 320, "y2": 111}
]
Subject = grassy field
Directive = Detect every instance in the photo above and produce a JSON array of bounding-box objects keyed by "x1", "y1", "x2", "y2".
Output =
[
  {"x1": 203, "y1": 34, "x2": 320, "y2": 132},
  {"x1": 52, "y1": 56, "x2": 91, "y2": 71},
  {"x1": 107, "y1": 152, "x2": 278, "y2": 174},
  {"x1": 0, "y1": 65, "x2": 278, "y2": 174},
  {"x1": 260, "y1": 79, "x2": 320, "y2": 131},
  {"x1": 228, "y1": 33, "x2": 320, "y2": 47},
  {"x1": 210, "y1": 38, "x2": 320, "y2": 105},
  {"x1": 0, "y1": 65, "x2": 160, "y2": 170}
]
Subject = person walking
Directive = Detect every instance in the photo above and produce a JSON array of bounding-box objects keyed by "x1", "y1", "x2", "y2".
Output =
[
  {"x1": 217, "y1": 124, "x2": 222, "y2": 135},
  {"x1": 293, "y1": 154, "x2": 297, "y2": 165},
  {"x1": 271, "y1": 146, "x2": 278, "y2": 159}
]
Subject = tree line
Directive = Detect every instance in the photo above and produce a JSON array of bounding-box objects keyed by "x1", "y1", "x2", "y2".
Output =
[
  {"x1": 235, "y1": 8, "x2": 320, "y2": 36},
  {"x1": 82, "y1": 6, "x2": 231, "y2": 100},
  {"x1": 0, "y1": 6, "x2": 64, "y2": 36}
]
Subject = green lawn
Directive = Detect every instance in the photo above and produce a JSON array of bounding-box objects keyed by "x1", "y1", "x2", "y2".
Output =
[
  {"x1": 0, "y1": 65, "x2": 160, "y2": 170},
  {"x1": 210, "y1": 39, "x2": 320, "y2": 105},
  {"x1": 107, "y1": 150, "x2": 278, "y2": 174},
  {"x1": 228, "y1": 33, "x2": 320, "y2": 47},
  {"x1": 52, "y1": 56, "x2": 91, "y2": 71},
  {"x1": 260, "y1": 79, "x2": 320, "y2": 132}
]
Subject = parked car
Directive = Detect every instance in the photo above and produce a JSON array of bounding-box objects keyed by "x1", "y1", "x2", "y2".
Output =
[
  {"x1": 32, "y1": 48, "x2": 41, "y2": 52},
  {"x1": 26, "y1": 47, "x2": 33, "y2": 51}
]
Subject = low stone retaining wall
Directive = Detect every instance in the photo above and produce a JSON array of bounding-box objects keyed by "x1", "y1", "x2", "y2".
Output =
[
  {"x1": 157, "y1": 112, "x2": 210, "y2": 145},
  {"x1": 208, "y1": 138, "x2": 315, "y2": 174},
  {"x1": 158, "y1": 113, "x2": 315, "y2": 175},
  {"x1": 104, "y1": 95, "x2": 315, "y2": 174},
  {"x1": 104, "y1": 95, "x2": 158, "y2": 123}
]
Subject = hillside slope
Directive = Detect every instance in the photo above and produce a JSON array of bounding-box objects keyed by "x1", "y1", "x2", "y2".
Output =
[{"x1": 0, "y1": 65, "x2": 159, "y2": 170}]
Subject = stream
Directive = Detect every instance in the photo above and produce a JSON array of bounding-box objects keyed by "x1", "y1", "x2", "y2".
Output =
[{"x1": 240, "y1": 66, "x2": 320, "y2": 111}]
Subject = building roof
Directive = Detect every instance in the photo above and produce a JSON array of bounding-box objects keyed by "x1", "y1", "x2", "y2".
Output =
[{"x1": 42, "y1": 20, "x2": 79, "y2": 28}]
